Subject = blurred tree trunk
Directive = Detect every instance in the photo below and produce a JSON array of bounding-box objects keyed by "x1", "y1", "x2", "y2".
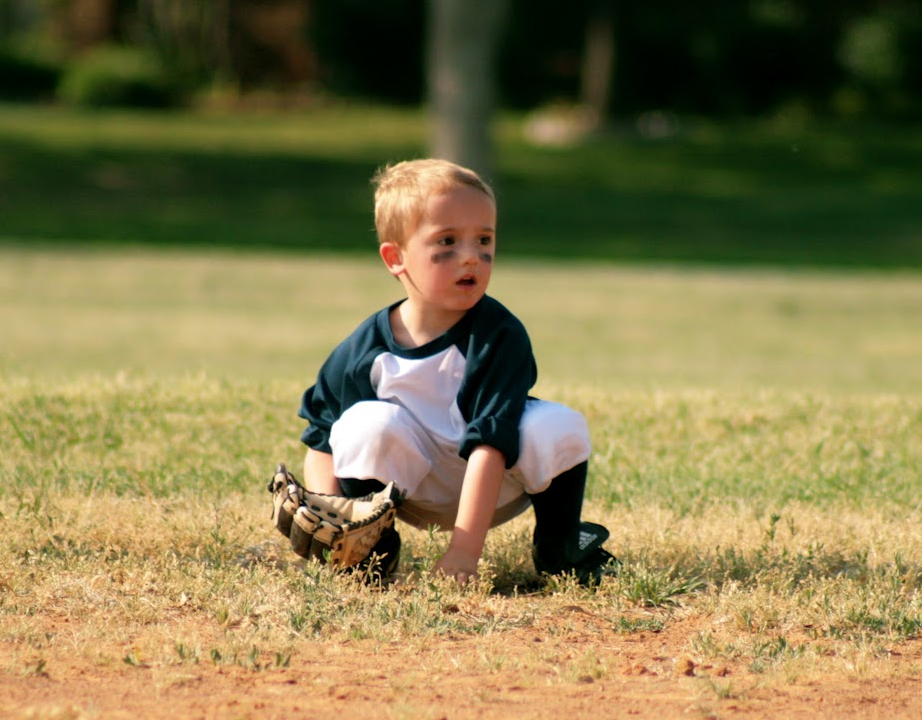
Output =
[
  {"x1": 138, "y1": 0, "x2": 233, "y2": 87},
  {"x1": 51, "y1": 0, "x2": 117, "y2": 50},
  {"x1": 580, "y1": 0, "x2": 615, "y2": 126},
  {"x1": 427, "y1": 0, "x2": 510, "y2": 183},
  {"x1": 139, "y1": 0, "x2": 313, "y2": 92}
]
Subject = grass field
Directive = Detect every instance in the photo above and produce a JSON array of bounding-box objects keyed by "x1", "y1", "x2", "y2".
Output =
[
  {"x1": 1, "y1": 105, "x2": 922, "y2": 717},
  {"x1": 2, "y1": 248, "x2": 921, "y2": 696}
]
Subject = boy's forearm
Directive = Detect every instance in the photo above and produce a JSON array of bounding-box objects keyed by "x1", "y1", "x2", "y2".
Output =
[{"x1": 447, "y1": 445, "x2": 506, "y2": 561}]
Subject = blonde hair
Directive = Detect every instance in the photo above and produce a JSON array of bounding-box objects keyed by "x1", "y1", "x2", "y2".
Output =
[{"x1": 372, "y1": 159, "x2": 495, "y2": 246}]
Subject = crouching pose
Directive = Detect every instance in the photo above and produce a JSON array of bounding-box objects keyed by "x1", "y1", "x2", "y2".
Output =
[{"x1": 291, "y1": 158, "x2": 617, "y2": 585}]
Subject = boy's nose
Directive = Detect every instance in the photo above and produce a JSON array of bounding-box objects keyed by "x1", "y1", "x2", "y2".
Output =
[{"x1": 460, "y1": 243, "x2": 480, "y2": 263}]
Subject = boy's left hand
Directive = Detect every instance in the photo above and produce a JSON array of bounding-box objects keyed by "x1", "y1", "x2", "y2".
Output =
[{"x1": 433, "y1": 547, "x2": 480, "y2": 585}]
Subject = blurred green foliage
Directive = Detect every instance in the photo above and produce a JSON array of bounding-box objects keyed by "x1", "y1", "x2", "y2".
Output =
[
  {"x1": 1, "y1": 0, "x2": 921, "y2": 119},
  {"x1": 57, "y1": 44, "x2": 175, "y2": 108},
  {"x1": 0, "y1": 46, "x2": 59, "y2": 100},
  {"x1": 312, "y1": 0, "x2": 922, "y2": 120}
]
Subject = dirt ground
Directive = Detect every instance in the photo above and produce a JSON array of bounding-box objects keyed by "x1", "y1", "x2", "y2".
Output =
[{"x1": 3, "y1": 609, "x2": 922, "y2": 720}]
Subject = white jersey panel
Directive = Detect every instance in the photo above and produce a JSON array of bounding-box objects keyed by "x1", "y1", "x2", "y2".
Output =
[{"x1": 370, "y1": 346, "x2": 468, "y2": 444}]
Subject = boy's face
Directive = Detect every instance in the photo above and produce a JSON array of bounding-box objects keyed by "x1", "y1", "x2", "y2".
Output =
[{"x1": 381, "y1": 184, "x2": 496, "y2": 318}]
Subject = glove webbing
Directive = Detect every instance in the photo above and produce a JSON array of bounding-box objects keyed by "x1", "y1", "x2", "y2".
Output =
[{"x1": 269, "y1": 463, "x2": 401, "y2": 567}]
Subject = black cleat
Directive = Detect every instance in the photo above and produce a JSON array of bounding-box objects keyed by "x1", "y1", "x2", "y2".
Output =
[{"x1": 533, "y1": 522, "x2": 620, "y2": 586}]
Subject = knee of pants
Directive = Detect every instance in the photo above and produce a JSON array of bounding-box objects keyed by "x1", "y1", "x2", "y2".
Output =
[
  {"x1": 329, "y1": 401, "x2": 432, "y2": 484},
  {"x1": 517, "y1": 401, "x2": 592, "y2": 491},
  {"x1": 330, "y1": 401, "x2": 406, "y2": 451}
]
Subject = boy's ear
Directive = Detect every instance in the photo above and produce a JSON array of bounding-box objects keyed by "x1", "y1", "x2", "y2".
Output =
[{"x1": 379, "y1": 242, "x2": 405, "y2": 277}]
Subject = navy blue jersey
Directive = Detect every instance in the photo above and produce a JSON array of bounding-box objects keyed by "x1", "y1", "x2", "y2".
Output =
[{"x1": 300, "y1": 295, "x2": 537, "y2": 468}]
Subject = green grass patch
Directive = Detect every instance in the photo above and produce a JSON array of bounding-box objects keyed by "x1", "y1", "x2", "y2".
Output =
[{"x1": 3, "y1": 376, "x2": 919, "y2": 509}]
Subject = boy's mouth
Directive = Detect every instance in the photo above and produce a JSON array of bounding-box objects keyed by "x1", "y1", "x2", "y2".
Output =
[{"x1": 457, "y1": 275, "x2": 476, "y2": 286}]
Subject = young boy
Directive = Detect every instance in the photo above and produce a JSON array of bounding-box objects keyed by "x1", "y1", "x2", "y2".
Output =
[{"x1": 297, "y1": 158, "x2": 616, "y2": 585}]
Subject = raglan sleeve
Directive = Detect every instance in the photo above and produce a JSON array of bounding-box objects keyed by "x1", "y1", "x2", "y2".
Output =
[
  {"x1": 298, "y1": 326, "x2": 376, "y2": 452},
  {"x1": 298, "y1": 352, "x2": 344, "y2": 453},
  {"x1": 298, "y1": 312, "x2": 383, "y2": 452},
  {"x1": 457, "y1": 314, "x2": 537, "y2": 468}
]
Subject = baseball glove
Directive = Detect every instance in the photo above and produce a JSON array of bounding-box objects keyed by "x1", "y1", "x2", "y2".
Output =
[{"x1": 268, "y1": 463, "x2": 403, "y2": 568}]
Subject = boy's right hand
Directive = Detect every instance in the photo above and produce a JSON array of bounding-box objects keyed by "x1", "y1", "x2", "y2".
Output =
[
  {"x1": 433, "y1": 546, "x2": 481, "y2": 585},
  {"x1": 434, "y1": 445, "x2": 505, "y2": 585}
]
